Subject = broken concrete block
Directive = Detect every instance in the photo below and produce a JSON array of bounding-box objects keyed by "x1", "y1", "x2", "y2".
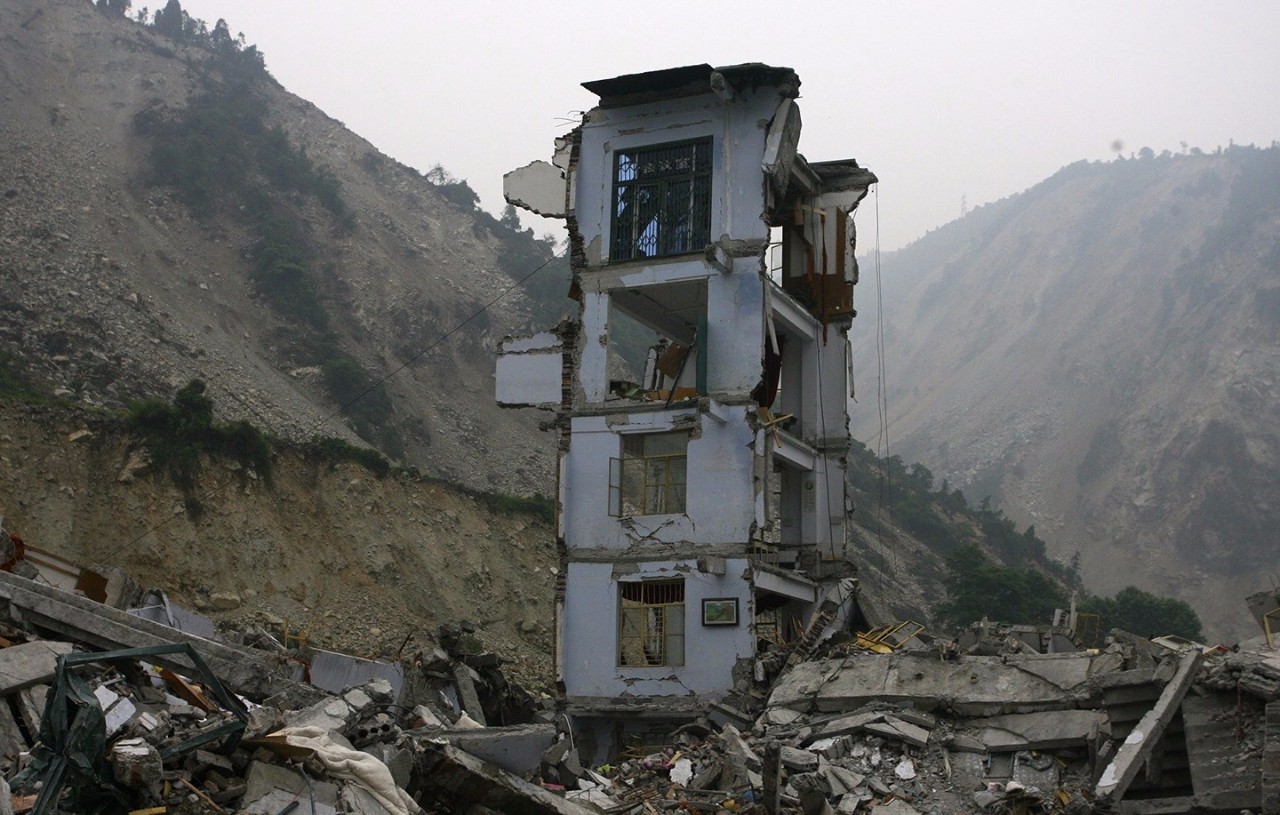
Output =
[
  {"x1": 285, "y1": 696, "x2": 355, "y2": 734},
  {"x1": 452, "y1": 662, "x2": 487, "y2": 726},
  {"x1": 822, "y1": 765, "x2": 865, "y2": 795},
  {"x1": 241, "y1": 760, "x2": 339, "y2": 815},
  {"x1": 806, "y1": 735, "x2": 851, "y2": 759},
  {"x1": 419, "y1": 741, "x2": 598, "y2": 815},
  {"x1": 964, "y1": 709, "x2": 1105, "y2": 752},
  {"x1": 791, "y1": 771, "x2": 834, "y2": 815},
  {"x1": 893, "y1": 756, "x2": 916, "y2": 781},
  {"x1": 721, "y1": 724, "x2": 762, "y2": 771},
  {"x1": 945, "y1": 732, "x2": 987, "y2": 753},
  {"x1": 689, "y1": 756, "x2": 722, "y2": 790},
  {"x1": 760, "y1": 707, "x2": 803, "y2": 728},
  {"x1": 110, "y1": 737, "x2": 162, "y2": 788},
  {"x1": 781, "y1": 745, "x2": 819, "y2": 773},
  {"x1": 186, "y1": 748, "x2": 234, "y2": 777},
  {"x1": 0, "y1": 640, "x2": 74, "y2": 693},
  {"x1": 362, "y1": 745, "x2": 414, "y2": 789},
  {"x1": 1095, "y1": 650, "x2": 1203, "y2": 804},
  {"x1": 93, "y1": 685, "x2": 137, "y2": 737},
  {"x1": 343, "y1": 686, "x2": 373, "y2": 712},
  {"x1": 771, "y1": 652, "x2": 1100, "y2": 716},
  {"x1": 442, "y1": 723, "x2": 556, "y2": 775},
  {"x1": 411, "y1": 704, "x2": 446, "y2": 729},
  {"x1": 862, "y1": 716, "x2": 930, "y2": 748},
  {"x1": 806, "y1": 710, "x2": 884, "y2": 742},
  {"x1": 309, "y1": 649, "x2": 405, "y2": 698},
  {"x1": 364, "y1": 677, "x2": 396, "y2": 704}
]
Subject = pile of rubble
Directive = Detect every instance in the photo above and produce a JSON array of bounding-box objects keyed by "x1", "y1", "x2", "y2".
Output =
[
  {"x1": 1, "y1": 511, "x2": 1277, "y2": 814},
  {"x1": 531, "y1": 624, "x2": 1280, "y2": 815},
  {"x1": 0, "y1": 562, "x2": 584, "y2": 815}
]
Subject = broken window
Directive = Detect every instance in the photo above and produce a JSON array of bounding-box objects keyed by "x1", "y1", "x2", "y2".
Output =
[
  {"x1": 618, "y1": 579, "x2": 685, "y2": 666},
  {"x1": 609, "y1": 432, "x2": 689, "y2": 516},
  {"x1": 610, "y1": 138, "x2": 712, "y2": 261}
]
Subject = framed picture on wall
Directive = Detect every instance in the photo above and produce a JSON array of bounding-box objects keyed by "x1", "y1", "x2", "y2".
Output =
[{"x1": 702, "y1": 598, "x2": 739, "y2": 626}]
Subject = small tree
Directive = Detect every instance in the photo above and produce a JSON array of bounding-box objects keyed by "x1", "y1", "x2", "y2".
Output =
[
  {"x1": 153, "y1": 0, "x2": 185, "y2": 41},
  {"x1": 1083, "y1": 587, "x2": 1204, "y2": 641},
  {"x1": 500, "y1": 203, "x2": 522, "y2": 231},
  {"x1": 96, "y1": 0, "x2": 132, "y2": 17}
]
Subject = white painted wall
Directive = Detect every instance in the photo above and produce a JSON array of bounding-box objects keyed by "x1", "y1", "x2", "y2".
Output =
[
  {"x1": 562, "y1": 558, "x2": 754, "y2": 700},
  {"x1": 562, "y1": 409, "x2": 756, "y2": 551},
  {"x1": 574, "y1": 88, "x2": 783, "y2": 268}
]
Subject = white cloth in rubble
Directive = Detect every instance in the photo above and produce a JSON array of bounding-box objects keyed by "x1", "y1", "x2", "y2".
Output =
[{"x1": 276, "y1": 726, "x2": 421, "y2": 815}]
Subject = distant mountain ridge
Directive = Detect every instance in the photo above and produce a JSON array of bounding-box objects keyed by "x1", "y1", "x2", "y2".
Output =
[{"x1": 851, "y1": 146, "x2": 1280, "y2": 639}]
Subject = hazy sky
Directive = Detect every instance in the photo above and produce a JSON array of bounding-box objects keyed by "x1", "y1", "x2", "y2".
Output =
[{"x1": 176, "y1": 0, "x2": 1280, "y2": 250}]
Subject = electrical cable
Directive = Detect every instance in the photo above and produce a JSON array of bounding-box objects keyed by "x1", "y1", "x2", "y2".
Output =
[{"x1": 871, "y1": 184, "x2": 899, "y2": 582}]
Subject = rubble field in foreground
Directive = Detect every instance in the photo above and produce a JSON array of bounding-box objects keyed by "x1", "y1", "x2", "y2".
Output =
[{"x1": 0, "y1": 553, "x2": 1277, "y2": 813}]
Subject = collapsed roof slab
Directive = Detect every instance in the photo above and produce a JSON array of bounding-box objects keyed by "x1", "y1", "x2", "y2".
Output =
[
  {"x1": 418, "y1": 740, "x2": 598, "y2": 815},
  {"x1": 0, "y1": 570, "x2": 325, "y2": 706},
  {"x1": 0, "y1": 640, "x2": 74, "y2": 694},
  {"x1": 767, "y1": 651, "x2": 1103, "y2": 717},
  {"x1": 1094, "y1": 650, "x2": 1203, "y2": 805},
  {"x1": 961, "y1": 709, "x2": 1107, "y2": 752}
]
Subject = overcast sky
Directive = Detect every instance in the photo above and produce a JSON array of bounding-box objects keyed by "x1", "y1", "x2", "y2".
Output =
[{"x1": 176, "y1": 0, "x2": 1280, "y2": 251}]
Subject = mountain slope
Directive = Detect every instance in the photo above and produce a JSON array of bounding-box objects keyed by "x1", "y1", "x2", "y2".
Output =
[
  {"x1": 0, "y1": 0, "x2": 568, "y2": 494},
  {"x1": 851, "y1": 148, "x2": 1280, "y2": 640}
]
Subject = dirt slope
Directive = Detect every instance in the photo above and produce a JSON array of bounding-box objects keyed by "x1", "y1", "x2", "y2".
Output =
[{"x1": 0, "y1": 400, "x2": 557, "y2": 686}]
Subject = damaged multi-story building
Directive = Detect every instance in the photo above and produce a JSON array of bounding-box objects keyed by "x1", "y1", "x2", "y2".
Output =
[{"x1": 497, "y1": 63, "x2": 876, "y2": 758}]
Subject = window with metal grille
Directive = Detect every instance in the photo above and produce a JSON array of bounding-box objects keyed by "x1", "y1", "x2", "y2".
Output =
[
  {"x1": 609, "y1": 432, "x2": 688, "y2": 516},
  {"x1": 618, "y1": 580, "x2": 685, "y2": 666},
  {"x1": 610, "y1": 138, "x2": 712, "y2": 261}
]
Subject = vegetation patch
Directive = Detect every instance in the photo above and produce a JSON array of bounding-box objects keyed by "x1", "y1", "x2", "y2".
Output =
[
  {"x1": 0, "y1": 353, "x2": 48, "y2": 403},
  {"x1": 126, "y1": 380, "x2": 272, "y2": 514},
  {"x1": 132, "y1": 5, "x2": 412, "y2": 454},
  {"x1": 302, "y1": 436, "x2": 391, "y2": 478}
]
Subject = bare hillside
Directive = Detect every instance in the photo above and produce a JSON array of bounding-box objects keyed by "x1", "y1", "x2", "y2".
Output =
[
  {"x1": 0, "y1": 0, "x2": 565, "y2": 495},
  {"x1": 851, "y1": 149, "x2": 1280, "y2": 640}
]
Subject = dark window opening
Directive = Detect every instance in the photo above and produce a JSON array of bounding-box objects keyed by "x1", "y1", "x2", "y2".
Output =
[{"x1": 611, "y1": 138, "x2": 712, "y2": 261}]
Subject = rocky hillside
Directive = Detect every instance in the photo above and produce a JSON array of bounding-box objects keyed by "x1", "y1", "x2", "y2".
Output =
[
  {"x1": 0, "y1": 0, "x2": 569, "y2": 495},
  {"x1": 851, "y1": 147, "x2": 1280, "y2": 640}
]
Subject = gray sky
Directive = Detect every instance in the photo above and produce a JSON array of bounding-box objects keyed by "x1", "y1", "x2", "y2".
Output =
[{"x1": 177, "y1": 0, "x2": 1280, "y2": 250}]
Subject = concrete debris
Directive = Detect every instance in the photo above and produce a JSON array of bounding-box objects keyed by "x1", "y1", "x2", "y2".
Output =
[
  {"x1": 0, "y1": 563, "x2": 564, "y2": 814},
  {"x1": 1, "y1": 539, "x2": 1277, "y2": 814}
]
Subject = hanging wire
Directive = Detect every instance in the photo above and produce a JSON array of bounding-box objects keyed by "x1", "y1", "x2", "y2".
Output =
[{"x1": 871, "y1": 185, "x2": 899, "y2": 581}]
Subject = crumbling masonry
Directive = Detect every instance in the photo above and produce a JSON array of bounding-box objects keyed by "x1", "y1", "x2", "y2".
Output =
[{"x1": 498, "y1": 63, "x2": 876, "y2": 757}]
